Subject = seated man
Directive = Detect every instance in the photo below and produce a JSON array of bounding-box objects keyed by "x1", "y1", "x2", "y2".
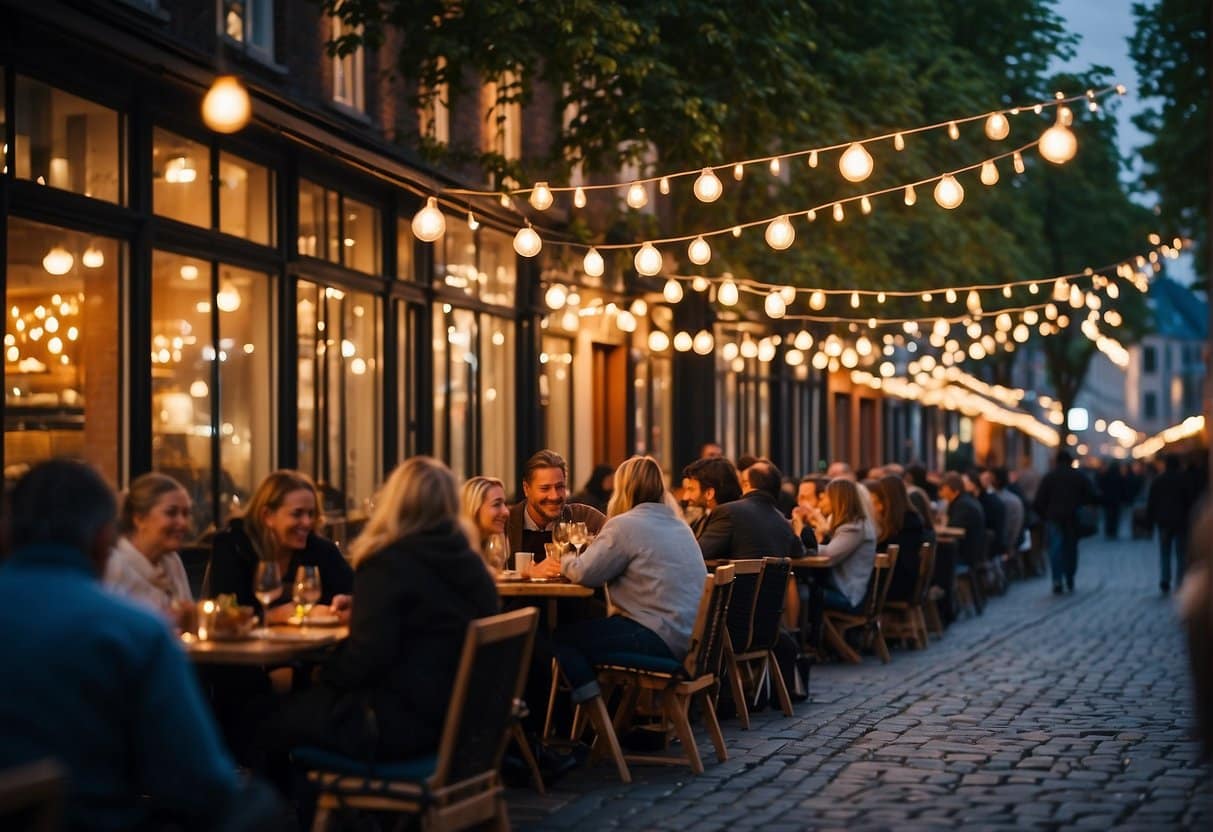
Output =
[
  {"x1": 0, "y1": 459, "x2": 278, "y2": 831},
  {"x1": 681, "y1": 457, "x2": 743, "y2": 539},
  {"x1": 507, "y1": 450, "x2": 605, "y2": 561},
  {"x1": 698, "y1": 459, "x2": 816, "y2": 560}
]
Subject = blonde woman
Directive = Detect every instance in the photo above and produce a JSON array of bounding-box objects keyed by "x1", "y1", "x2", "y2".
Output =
[
  {"x1": 207, "y1": 470, "x2": 353, "y2": 624},
  {"x1": 260, "y1": 457, "x2": 498, "y2": 762},
  {"x1": 461, "y1": 475, "x2": 510, "y2": 571},
  {"x1": 817, "y1": 478, "x2": 878, "y2": 613},
  {"x1": 533, "y1": 456, "x2": 706, "y2": 703},
  {"x1": 105, "y1": 473, "x2": 194, "y2": 615}
]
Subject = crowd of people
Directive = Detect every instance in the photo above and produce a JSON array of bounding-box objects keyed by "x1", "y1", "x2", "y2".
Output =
[{"x1": 0, "y1": 442, "x2": 1207, "y2": 828}]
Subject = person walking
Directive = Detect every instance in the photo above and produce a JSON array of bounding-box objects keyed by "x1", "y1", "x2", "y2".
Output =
[
  {"x1": 1033, "y1": 449, "x2": 1095, "y2": 595},
  {"x1": 1146, "y1": 454, "x2": 1197, "y2": 593}
]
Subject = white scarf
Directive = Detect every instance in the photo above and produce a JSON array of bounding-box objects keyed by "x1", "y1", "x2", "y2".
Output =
[{"x1": 104, "y1": 536, "x2": 193, "y2": 614}]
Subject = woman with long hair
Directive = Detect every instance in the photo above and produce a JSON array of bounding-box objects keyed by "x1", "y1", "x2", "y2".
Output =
[
  {"x1": 817, "y1": 478, "x2": 878, "y2": 613},
  {"x1": 207, "y1": 470, "x2": 353, "y2": 624},
  {"x1": 105, "y1": 472, "x2": 194, "y2": 616},
  {"x1": 532, "y1": 456, "x2": 706, "y2": 703},
  {"x1": 460, "y1": 475, "x2": 510, "y2": 571},
  {"x1": 871, "y1": 475, "x2": 933, "y2": 603}
]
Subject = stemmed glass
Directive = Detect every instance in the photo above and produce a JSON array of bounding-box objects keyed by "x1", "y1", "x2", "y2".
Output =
[
  {"x1": 253, "y1": 561, "x2": 283, "y2": 636},
  {"x1": 292, "y1": 565, "x2": 323, "y2": 624},
  {"x1": 568, "y1": 522, "x2": 589, "y2": 556},
  {"x1": 484, "y1": 533, "x2": 508, "y2": 572},
  {"x1": 552, "y1": 521, "x2": 571, "y2": 555}
]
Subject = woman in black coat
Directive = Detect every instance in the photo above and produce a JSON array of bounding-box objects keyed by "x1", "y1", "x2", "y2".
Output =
[{"x1": 872, "y1": 475, "x2": 935, "y2": 603}]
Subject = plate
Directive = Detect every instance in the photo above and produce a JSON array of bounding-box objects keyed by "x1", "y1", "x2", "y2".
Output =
[
  {"x1": 263, "y1": 628, "x2": 340, "y2": 643},
  {"x1": 498, "y1": 570, "x2": 523, "y2": 582},
  {"x1": 525, "y1": 577, "x2": 567, "y2": 584},
  {"x1": 207, "y1": 624, "x2": 256, "y2": 642},
  {"x1": 288, "y1": 613, "x2": 341, "y2": 627}
]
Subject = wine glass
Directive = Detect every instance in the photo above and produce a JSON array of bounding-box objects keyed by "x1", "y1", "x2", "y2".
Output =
[
  {"x1": 483, "y1": 533, "x2": 508, "y2": 572},
  {"x1": 293, "y1": 565, "x2": 323, "y2": 623},
  {"x1": 568, "y1": 522, "x2": 588, "y2": 555},
  {"x1": 253, "y1": 560, "x2": 283, "y2": 634},
  {"x1": 552, "y1": 521, "x2": 571, "y2": 553}
]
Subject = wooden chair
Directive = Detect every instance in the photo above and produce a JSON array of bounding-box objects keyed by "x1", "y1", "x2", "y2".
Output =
[
  {"x1": 0, "y1": 759, "x2": 64, "y2": 832},
  {"x1": 595, "y1": 565, "x2": 735, "y2": 775},
  {"x1": 955, "y1": 533, "x2": 988, "y2": 617},
  {"x1": 298, "y1": 607, "x2": 539, "y2": 832},
  {"x1": 822, "y1": 545, "x2": 899, "y2": 664},
  {"x1": 724, "y1": 558, "x2": 794, "y2": 723},
  {"x1": 882, "y1": 542, "x2": 935, "y2": 649},
  {"x1": 720, "y1": 559, "x2": 763, "y2": 728}
]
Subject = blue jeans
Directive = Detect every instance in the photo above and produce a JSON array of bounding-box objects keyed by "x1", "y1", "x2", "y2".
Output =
[
  {"x1": 1046, "y1": 521, "x2": 1079, "y2": 588},
  {"x1": 1158, "y1": 528, "x2": 1188, "y2": 586},
  {"x1": 552, "y1": 616, "x2": 674, "y2": 702}
]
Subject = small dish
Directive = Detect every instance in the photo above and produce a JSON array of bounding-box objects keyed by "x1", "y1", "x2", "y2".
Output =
[
  {"x1": 288, "y1": 613, "x2": 341, "y2": 627},
  {"x1": 498, "y1": 570, "x2": 523, "y2": 581}
]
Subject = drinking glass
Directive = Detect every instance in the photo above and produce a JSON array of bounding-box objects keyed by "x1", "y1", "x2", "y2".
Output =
[
  {"x1": 484, "y1": 533, "x2": 508, "y2": 572},
  {"x1": 293, "y1": 565, "x2": 323, "y2": 622},
  {"x1": 568, "y1": 522, "x2": 589, "y2": 555},
  {"x1": 253, "y1": 560, "x2": 283, "y2": 633},
  {"x1": 552, "y1": 521, "x2": 571, "y2": 549}
]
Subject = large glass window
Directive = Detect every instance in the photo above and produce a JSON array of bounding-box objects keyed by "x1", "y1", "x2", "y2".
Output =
[
  {"x1": 331, "y1": 16, "x2": 365, "y2": 112},
  {"x1": 219, "y1": 152, "x2": 275, "y2": 245},
  {"x1": 433, "y1": 305, "x2": 476, "y2": 480},
  {"x1": 481, "y1": 316, "x2": 515, "y2": 482},
  {"x1": 224, "y1": 0, "x2": 274, "y2": 60},
  {"x1": 437, "y1": 220, "x2": 476, "y2": 296},
  {"x1": 153, "y1": 128, "x2": 210, "y2": 228},
  {"x1": 6, "y1": 219, "x2": 124, "y2": 484},
  {"x1": 1, "y1": 68, "x2": 7, "y2": 174},
  {"x1": 14, "y1": 77, "x2": 123, "y2": 203},
  {"x1": 395, "y1": 217, "x2": 414, "y2": 280},
  {"x1": 297, "y1": 281, "x2": 381, "y2": 517},
  {"x1": 479, "y1": 229, "x2": 517, "y2": 307},
  {"x1": 298, "y1": 180, "x2": 381, "y2": 275},
  {"x1": 542, "y1": 335, "x2": 573, "y2": 472}
]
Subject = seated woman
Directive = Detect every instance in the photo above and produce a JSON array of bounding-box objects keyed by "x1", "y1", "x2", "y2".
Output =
[
  {"x1": 461, "y1": 475, "x2": 510, "y2": 572},
  {"x1": 532, "y1": 456, "x2": 707, "y2": 703},
  {"x1": 260, "y1": 456, "x2": 499, "y2": 764},
  {"x1": 872, "y1": 475, "x2": 934, "y2": 604},
  {"x1": 207, "y1": 470, "x2": 353, "y2": 624},
  {"x1": 816, "y1": 478, "x2": 878, "y2": 613},
  {"x1": 105, "y1": 472, "x2": 194, "y2": 617}
]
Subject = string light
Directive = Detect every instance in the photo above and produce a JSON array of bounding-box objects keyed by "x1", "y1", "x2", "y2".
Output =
[
  {"x1": 663, "y1": 278, "x2": 684, "y2": 303},
  {"x1": 583, "y1": 247, "x2": 604, "y2": 277},
  {"x1": 764, "y1": 291, "x2": 786, "y2": 318},
  {"x1": 626, "y1": 181, "x2": 648, "y2": 209},
  {"x1": 1039, "y1": 111, "x2": 1078, "y2": 164},
  {"x1": 573, "y1": 186, "x2": 587, "y2": 208},
  {"x1": 839, "y1": 143, "x2": 874, "y2": 182},
  {"x1": 980, "y1": 160, "x2": 999, "y2": 185},
  {"x1": 688, "y1": 236, "x2": 712, "y2": 265},
  {"x1": 513, "y1": 226, "x2": 542, "y2": 257},
  {"x1": 764, "y1": 215, "x2": 796, "y2": 250},
  {"x1": 411, "y1": 197, "x2": 445, "y2": 242},
  {"x1": 693, "y1": 168, "x2": 723, "y2": 202},
  {"x1": 718, "y1": 280, "x2": 739, "y2": 306},
  {"x1": 530, "y1": 182, "x2": 554, "y2": 211},
  {"x1": 904, "y1": 184, "x2": 917, "y2": 206},
  {"x1": 985, "y1": 112, "x2": 1010, "y2": 141},
  {"x1": 893, "y1": 133, "x2": 905, "y2": 151},
  {"x1": 934, "y1": 175, "x2": 964, "y2": 209},
  {"x1": 634, "y1": 243, "x2": 663, "y2": 276}
]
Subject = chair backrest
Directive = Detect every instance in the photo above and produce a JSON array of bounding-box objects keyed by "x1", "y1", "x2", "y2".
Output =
[
  {"x1": 0, "y1": 759, "x2": 64, "y2": 832},
  {"x1": 179, "y1": 544, "x2": 212, "y2": 599},
  {"x1": 431, "y1": 608, "x2": 539, "y2": 787},
  {"x1": 683, "y1": 564, "x2": 735, "y2": 680},
  {"x1": 860, "y1": 544, "x2": 899, "y2": 621},
  {"x1": 723, "y1": 560, "x2": 762, "y2": 656},
  {"x1": 747, "y1": 557, "x2": 791, "y2": 652},
  {"x1": 914, "y1": 541, "x2": 936, "y2": 605}
]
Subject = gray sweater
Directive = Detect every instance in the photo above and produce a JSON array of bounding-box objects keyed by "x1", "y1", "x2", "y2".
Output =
[
  {"x1": 820, "y1": 519, "x2": 877, "y2": 607},
  {"x1": 559, "y1": 501, "x2": 707, "y2": 658}
]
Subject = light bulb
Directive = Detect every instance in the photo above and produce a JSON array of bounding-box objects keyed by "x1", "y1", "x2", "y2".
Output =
[
  {"x1": 933, "y1": 175, "x2": 964, "y2": 209},
  {"x1": 573, "y1": 186, "x2": 587, "y2": 208},
  {"x1": 894, "y1": 133, "x2": 905, "y2": 151},
  {"x1": 1039, "y1": 122, "x2": 1077, "y2": 164},
  {"x1": 42, "y1": 247, "x2": 74, "y2": 275},
  {"x1": 545, "y1": 284, "x2": 568, "y2": 310},
  {"x1": 904, "y1": 184, "x2": 917, "y2": 206},
  {"x1": 663, "y1": 278, "x2": 684, "y2": 304},
  {"x1": 740, "y1": 338, "x2": 758, "y2": 359},
  {"x1": 673, "y1": 331, "x2": 693, "y2": 352},
  {"x1": 583, "y1": 247, "x2": 604, "y2": 277},
  {"x1": 1058, "y1": 105, "x2": 1074, "y2": 126},
  {"x1": 688, "y1": 236, "x2": 711, "y2": 265},
  {"x1": 201, "y1": 75, "x2": 251, "y2": 133},
  {"x1": 513, "y1": 226, "x2": 542, "y2": 257},
  {"x1": 733, "y1": 163, "x2": 744, "y2": 181},
  {"x1": 631, "y1": 299, "x2": 648, "y2": 317},
  {"x1": 785, "y1": 349, "x2": 804, "y2": 366},
  {"x1": 81, "y1": 246, "x2": 105, "y2": 269},
  {"x1": 616, "y1": 310, "x2": 637, "y2": 333},
  {"x1": 811, "y1": 351, "x2": 829, "y2": 370},
  {"x1": 764, "y1": 215, "x2": 795, "y2": 250},
  {"x1": 648, "y1": 330, "x2": 670, "y2": 352},
  {"x1": 850, "y1": 292, "x2": 860, "y2": 308},
  {"x1": 692, "y1": 277, "x2": 709, "y2": 292},
  {"x1": 966, "y1": 290, "x2": 981, "y2": 311},
  {"x1": 731, "y1": 225, "x2": 742, "y2": 238},
  {"x1": 807, "y1": 208, "x2": 817, "y2": 222},
  {"x1": 838, "y1": 142, "x2": 874, "y2": 182},
  {"x1": 216, "y1": 278, "x2": 242, "y2": 312},
  {"x1": 718, "y1": 280, "x2": 739, "y2": 306},
  {"x1": 1069, "y1": 284, "x2": 1084, "y2": 308},
  {"x1": 530, "y1": 182, "x2": 554, "y2": 211},
  {"x1": 780, "y1": 285, "x2": 797, "y2": 304},
  {"x1": 764, "y1": 291, "x2": 786, "y2": 319},
  {"x1": 980, "y1": 160, "x2": 999, "y2": 186},
  {"x1": 985, "y1": 112, "x2": 1010, "y2": 141},
  {"x1": 1024, "y1": 309, "x2": 1039, "y2": 325},
  {"x1": 411, "y1": 197, "x2": 446, "y2": 242},
  {"x1": 722, "y1": 342, "x2": 739, "y2": 362},
  {"x1": 1013, "y1": 151, "x2": 1025, "y2": 174},
  {"x1": 833, "y1": 202, "x2": 844, "y2": 222},
  {"x1": 948, "y1": 121, "x2": 960, "y2": 140},
  {"x1": 625, "y1": 181, "x2": 648, "y2": 209},
  {"x1": 659, "y1": 176, "x2": 670, "y2": 195},
  {"x1": 809, "y1": 291, "x2": 826, "y2": 310},
  {"x1": 693, "y1": 168, "x2": 723, "y2": 203},
  {"x1": 841, "y1": 347, "x2": 859, "y2": 368},
  {"x1": 808, "y1": 150, "x2": 818, "y2": 168},
  {"x1": 634, "y1": 243, "x2": 663, "y2": 276},
  {"x1": 794, "y1": 330, "x2": 813, "y2": 350},
  {"x1": 945, "y1": 288, "x2": 958, "y2": 304},
  {"x1": 692, "y1": 330, "x2": 715, "y2": 355},
  {"x1": 1013, "y1": 324, "x2": 1029, "y2": 342},
  {"x1": 860, "y1": 196, "x2": 872, "y2": 215},
  {"x1": 769, "y1": 158, "x2": 781, "y2": 176},
  {"x1": 877, "y1": 292, "x2": 886, "y2": 303},
  {"x1": 466, "y1": 211, "x2": 479, "y2": 231}
]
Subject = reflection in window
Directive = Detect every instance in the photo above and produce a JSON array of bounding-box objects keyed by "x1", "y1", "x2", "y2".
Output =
[
  {"x1": 479, "y1": 229, "x2": 517, "y2": 307},
  {"x1": 418, "y1": 58, "x2": 449, "y2": 144},
  {"x1": 433, "y1": 305, "x2": 476, "y2": 480},
  {"x1": 297, "y1": 180, "x2": 380, "y2": 274},
  {"x1": 343, "y1": 197, "x2": 379, "y2": 275},
  {"x1": 5, "y1": 219, "x2": 123, "y2": 484},
  {"x1": 541, "y1": 335, "x2": 573, "y2": 472},
  {"x1": 297, "y1": 281, "x2": 381, "y2": 516},
  {"x1": 331, "y1": 16, "x2": 365, "y2": 112},
  {"x1": 153, "y1": 128, "x2": 210, "y2": 228},
  {"x1": 224, "y1": 0, "x2": 274, "y2": 59},
  {"x1": 396, "y1": 217, "x2": 414, "y2": 280},
  {"x1": 219, "y1": 152, "x2": 275, "y2": 245},
  {"x1": 151, "y1": 252, "x2": 274, "y2": 531},
  {"x1": 482, "y1": 72, "x2": 521, "y2": 160},
  {"x1": 14, "y1": 77, "x2": 122, "y2": 203},
  {"x1": 481, "y1": 317, "x2": 515, "y2": 482},
  {"x1": 1, "y1": 68, "x2": 6, "y2": 174},
  {"x1": 437, "y1": 220, "x2": 476, "y2": 296}
]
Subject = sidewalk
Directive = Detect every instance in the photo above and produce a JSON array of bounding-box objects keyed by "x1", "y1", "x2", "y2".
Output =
[{"x1": 509, "y1": 535, "x2": 1212, "y2": 830}]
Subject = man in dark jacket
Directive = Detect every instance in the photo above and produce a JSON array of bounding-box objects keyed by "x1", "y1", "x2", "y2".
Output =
[
  {"x1": 940, "y1": 472, "x2": 986, "y2": 568},
  {"x1": 681, "y1": 456, "x2": 743, "y2": 539},
  {"x1": 507, "y1": 449, "x2": 606, "y2": 561},
  {"x1": 1033, "y1": 449, "x2": 1096, "y2": 595},
  {"x1": 1146, "y1": 454, "x2": 1197, "y2": 593},
  {"x1": 697, "y1": 459, "x2": 816, "y2": 560}
]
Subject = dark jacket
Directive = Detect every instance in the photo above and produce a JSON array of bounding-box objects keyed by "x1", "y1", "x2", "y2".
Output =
[
  {"x1": 319, "y1": 522, "x2": 499, "y2": 759},
  {"x1": 947, "y1": 493, "x2": 987, "y2": 567},
  {"x1": 1032, "y1": 464, "x2": 1096, "y2": 526},
  {"x1": 1146, "y1": 469, "x2": 1197, "y2": 532},
  {"x1": 881, "y1": 509, "x2": 935, "y2": 603},
  {"x1": 506, "y1": 501, "x2": 605, "y2": 561},
  {"x1": 697, "y1": 491, "x2": 815, "y2": 560},
  {"x1": 207, "y1": 517, "x2": 354, "y2": 613},
  {"x1": 977, "y1": 491, "x2": 1007, "y2": 556}
]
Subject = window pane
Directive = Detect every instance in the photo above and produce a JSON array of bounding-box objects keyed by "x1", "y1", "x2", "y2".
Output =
[
  {"x1": 433, "y1": 305, "x2": 476, "y2": 480},
  {"x1": 153, "y1": 128, "x2": 210, "y2": 227},
  {"x1": 397, "y1": 302, "x2": 414, "y2": 457},
  {"x1": 396, "y1": 217, "x2": 414, "y2": 280},
  {"x1": 15, "y1": 77, "x2": 122, "y2": 203},
  {"x1": 480, "y1": 229, "x2": 516, "y2": 307},
  {"x1": 541, "y1": 335, "x2": 572, "y2": 472},
  {"x1": 6, "y1": 219, "x2": 123, "y2": 484},
  {"x1": 298, "y1": 179, "x2": 326, "y2": 258},
  {"x1": 481, "y1": 316, "x2": 514, "y2": 482},
  {"x1": 219, "y1": 152, "x2": 275, "y2": 245},
  {"x1": 325, "y1": 189, "x2": 341, "y2": 265},
  {"x1": 1, "y1": 68, "x2": 6, "y2": 174},
  {"x1": 342, "y1": 197, "x2": 380, "y2": 275},
  {"x1": 437, "y1": 220, "x2": 475, "y2": 296}
]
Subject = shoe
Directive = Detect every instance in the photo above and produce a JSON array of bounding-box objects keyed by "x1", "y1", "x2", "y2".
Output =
[
  {"x1": 1052, "y1": 583, "x2": 1064, "y2": 595},
  {"x1": 1160, "y1": 581, "x2": 1170, "y2": 594},
  {"x1": 1064, "y1": 577, "x2": 1074, "y2": 594}
]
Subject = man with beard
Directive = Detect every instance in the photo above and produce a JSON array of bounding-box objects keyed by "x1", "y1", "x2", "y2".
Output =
[{"x1": 507, "y1": 449, "x2": 606, "y2": 562}]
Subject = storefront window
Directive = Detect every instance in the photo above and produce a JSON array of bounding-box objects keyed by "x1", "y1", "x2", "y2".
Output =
[
  {"x1": 481, "y1": 316, "x2": 515, "y2": 482},
  {"x1": 297, "y1": 179, "x2": 326, "y2": 259},
  {"x1": 396, "y1": 217, "x2": 414, "y2": 280},
  {"x1": 14, "y1": 77, "x2": 123, "y2": 204},
  {"x1": 5, "y1": 219, "x2": 123, "y2": 484},
  {"x1": 343, "y1": 197, "x2": 380, "y2": 275},
  {"x1": 433, "y1": 305, "x2": 476, "y2": 480},
  {"x1": 541, "y1": 335, "x2": 573, "y2": 472},
  {"x1": 297, "y1": 180, "x2": 381, "y2": 275},
  {"x1": 437, "y1": 220, "x2": 475, "y2": 296},
  {"x1": 297, "y1": 281, "x2": 381, "y2": 516},
  {"x1": 153, "y1": 128, "x2": 210, "y2": 228},
  {"x1": 1, "y1": 68, "x2": 7, "y2": 174},
  {"x1": 219, "y1": 152, "x2": 275, "y2": 245},
  {"x1": 479, "y1": 229, "x2": 516, "y2": 307}
]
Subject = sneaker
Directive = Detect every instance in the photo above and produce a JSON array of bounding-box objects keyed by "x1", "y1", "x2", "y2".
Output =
[{"x1": 1052, "y1": 583, "x2": 1064, "y2": 595}]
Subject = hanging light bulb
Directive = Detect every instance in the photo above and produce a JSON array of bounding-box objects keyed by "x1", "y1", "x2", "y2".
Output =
[
  {"x1": 573, "y1": 186, "x2": 587, "y2": 208},
  {"x1": 731, "y1": 225, "x2": 742, "y2": 238},
  {"x1": 616, "y1": 309, "x2": 637, "y2": 333},
  {"x1": 948, "y1": 121, "x2": 960, "y2": 140},
  {"x1": 625, "y1": 181, "x2": 648, "y2": 209},
  {"x1": 877, "y1": 291, "x2": 886, "y2": 303},
  {"x1": 1013, "y1": 324, "x2": 1030, "y2": 342},
  {"x1": 933, "y1": 175, "x2": 964, "y2": 209},
  {"x1": 785, "y1": 349, "x2": 804, "y2": 366},
  {"x1": 466, "y1": 211, "x2": 480, "y2": 231},
  {"x1": 841, "y1": 347, "x2": 859, "y2": 368},
  {"x1": 663, "y1": 278, "x2": 684, "y2": 304},
  {"x1": 808, "y1": 149, "x2": 819, "y2": 168},
  {"x1": 850, "y1": 292, "x2": 860, "y2": 309},
  {"x1": 807, "y1": 208, "x2": 817, "y2": 222},
  {"x1": 838, "y1": 142, "x2": 874, "y2": 182},
  {"x1": 769, "y1": 158, "x2": 781, "y2": 176},
  {"x1": 985, "y1": 112, "x2": 1010, "y2": 141},
  {"x1": 693, "y1": 168, "x2": 723, "y2": 203},
  {"x1": 811, "y1": 351, "x2": 829, "y2": 370},
  {"x1": 1039, "y1": 119, "x2": 1078, "y2": 164},
  {"x1": 980, "y1": 160, "x2": 999, "y2": 186},
  {"x1": 966, "y1": 290, "x2": 981, "y2": 312},
  {"x1": 201, "y1": 75, "x2": 251, "y2": 133},
  {"x1": 411, "y1": 197, "x2": 446, "y2": 242},
  {"x1": 1013, "y1": 151, "x2": 1025, "y2": 174},
  {"x1": 530, "y1": 182, "x2": 554, "y2": 211},
  {"x1": 1003, "y1": 285, "x2": 1012, "y2": 298},
  {"x1": 513, "y1": 226, "x2": 542, "y2": 257},
  {"x1": 688, "y1": 236, "x2": 712, "y2": 266},
  {"x1": 692, "y1": 330, "x2": 715, "y2": 355},
  {"x1": 944, "y1": 288, "x2": 956, "y2": 304},
  {"x1": 733, "y1": 163, "x2": 745, "y2": 181},
  {"x1": 634, "y1": 243, "x2": 663, "y2": 276},
  {"x1": 1028, "y1": 281, "x2": 1039, "y2": 294},
  {"x1": 692, "y1": 276, "x2": 710, "y2": 293},
  {"x1": 718, "y1": 280, "x2": 739, "y2": 306},
  {"x1": 648, "y1": 330, "x2": 670, "y2": 352},
  {"x1": 216, "y1": 276, "x2": 242, "y2": 312},
  {"x1": 757, "y1": 338, "x2": 777, "y2": 363},
  {"x1": 42, "y1": 246, "x2": 74, "y2": 275},
  {"x1": 860, "y1": 196, "x2": 872, "y2": 215},
  {"x1": 659, "y1": 176, "x2": 670, "y2": 195},
  {"x1": 764, "y1": 290, "x2": 786, "y2": 319},
  {"x1": 1107, "y1": 282, "x2": 1120, "y2": 299},
  {"x1": 764, "y1": 215, "x2": 795, "y2": 250},
  {"x1": 1069, "y1": 284, "x2": 1084, "y2": 308},
  {"x1": 809, "y1": 291, "x2": 826, "y2": 311},
  {"x1": 794, "y1": 330, "x2": 813, "y2": 351},
  {"x1": 904, "y1": 184, "x2": 917, "y2": 206},
  {"x1": 894, "y1": 133, "x2": 905, "y2": 151},
  {"x1": 545, "y1": 284, "x2": 568, "y2": 310},
  {"x1": 673, "y1": 331, "x2": 693, "y2": 352},
  {"x1": 832, "y1": 202, "x2": 845, "y2": 222},
  {"x1": 583, "y1": 247, "x2": 604, "y2": 277},
  {"x1": 81, "y1": 246, "x2": 105, "y2": 269},
  {"x1": 780, "y1": 285, "x2": 797, "y2": 304},
  {"x1": 740, "y1": 338, "x2": 759, "y2": 359}
]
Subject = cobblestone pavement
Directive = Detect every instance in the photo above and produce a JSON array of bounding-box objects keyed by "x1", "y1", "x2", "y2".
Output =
[{"x1": 508, "y1": 535, "x2": 1212, "y2": 830}]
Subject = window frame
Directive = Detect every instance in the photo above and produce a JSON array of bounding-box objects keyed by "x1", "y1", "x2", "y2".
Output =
[
  {"x1": 220, "y1": 0, "x2": 276, "y2": 63},
  {"x1": 330, "y1": 16, "x2": 366, "y2": 113}
]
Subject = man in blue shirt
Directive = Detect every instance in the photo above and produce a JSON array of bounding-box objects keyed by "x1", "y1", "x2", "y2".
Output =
[{"x1": 0, "y1": 459, "x2": 278, "y2": 830}]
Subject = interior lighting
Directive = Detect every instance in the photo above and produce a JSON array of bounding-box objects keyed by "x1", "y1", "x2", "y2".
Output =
[
  {"x1": 216, "y1": 277, "x2": 242, "y2": 313},
  {"x1": 42, "y1": 247, "x2": 74, "y2": 275},
  {"x1": 648, "y1": 331, "x2": 670, "y2": 352},
  {"x1": 81, "y1": 246, "x2": 105, "y2": 269},
  {"x1": 544, "y1": 284, "x2": 568, "y2": 310},
  {"x1": 692, "y1": 330, "x2": 715, "y2": 355},
  {"x1": 673, "y1": 331, "x2": 693, "y2": 352}
]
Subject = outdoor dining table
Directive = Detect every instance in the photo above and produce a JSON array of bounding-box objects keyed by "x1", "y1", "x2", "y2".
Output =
[
  {"x1": 496, "y1": 578, "x2": 594, "y2": 632},
  {"x1": 183, "y1": 625, "x2": 349, "y2": 666},
  {"x1": 788, "y1": 551, "x2": 891, "y2": 655}
]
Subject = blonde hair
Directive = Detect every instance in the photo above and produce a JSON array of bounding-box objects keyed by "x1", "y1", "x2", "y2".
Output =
[
  {"x1": 826, "y1": 478, "x2": 873, "y2": 538},
  {"x1": 461, "y1": 475, "x2": 507, "y2": 570},
  {"x1": 243, "y1": 470, "x2": 321, "y2": 560},
  {"x1": 606, "y1": 456, "x2": 676, "y2": 518},
  {"x1": 349, "y1": 456, "x2": 464, "y2": 566}
]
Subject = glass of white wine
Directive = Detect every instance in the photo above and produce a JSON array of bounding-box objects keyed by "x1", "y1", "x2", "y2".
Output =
[
  {"x1": 484, "y1": 533, "x2": 508, "y2": 572},
  {"x1": 568, "y1": 522, "x2": 588, "y2": 556},
  {"x1": 252, "y1": 560, "x2": 282, "y2": 636},
  {"x1": 293, "y1": 565, "x2": 322, "y2": 623}
]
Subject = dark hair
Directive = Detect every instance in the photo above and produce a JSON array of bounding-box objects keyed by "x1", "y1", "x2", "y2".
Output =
[
  {"x1": 523, "y1": 449, "x2": 568, "y2": 484},
  {"x1": 992, "y1": 467, "x2": 1010, "y2": 489},
  {"x1": 745, "y1": 459, "x2": 784, "y2": 500},
  {"x1": 942, "y1": 472, "x2": 965, "y2": 495},
  {"x1": 907, "y1": 488, "x2": 933, "y2": 524},
  {"x1": 119, "y1": 473, "x2": 188, "y2": 535},
  {"x1": 682, "y1": 457, "x2": 742, "y2": 505},
  {"x1": 873, "y1": 475, "x2": 912, "y2": 543},
  {"x1": 581, "y1": 464, "x2": 614, "y2": 499},
  {"x1": 735, "y1": 455, "x2": 759, "y2": 473},
  {"x1": 906, "y1": 464, "x2": 929, "y2": 489},
  {"x1": 1055, "y1": 449, "x2": 1073, "y2": 467},
  {"x1": 8, "y1": 459, "x2": 117, "y2": 554},
  {"x1": 799, "y1": 476, "x2": 828, "y2": 495}
]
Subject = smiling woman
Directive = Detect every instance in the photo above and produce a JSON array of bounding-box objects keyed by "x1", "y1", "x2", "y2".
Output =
[{"x1": 104, "y1": 472, "x2": 195, "y2": 616}]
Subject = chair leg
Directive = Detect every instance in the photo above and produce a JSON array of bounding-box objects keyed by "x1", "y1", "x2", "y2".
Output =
[
  {"x1": 873, "y1": 624, "x2": 891, "y2": 664},
  {"x1": 823, "y1": 617, "x2": 861, "y2": 664},
  {"x1": 699, "y1": 689, "x2": 729, "y2": 763},
  {"x1": 725, "y1": 653, "x2": 750, "y2": 729},
  {"x1": 585, "y1": 694, "x2": 631, "y2": 783},
  {"x1": 510, "y1": 723, "x2": 545, "y2": 795},
  {"x1": 664, "y1": 690, "x2": 704, "y2": 774},
  {"x1": 767, "y1": 652, "x2": 794, "y2": 716},
  {"x1": 542, "y1": 658, "x2": 562, "y2": 742},
  {"x1": 923, "y1": 599, "x2": 943, "y2": 636},
  {"x1": 310, "y1": 805, "x2": 332, "y2": 832}
]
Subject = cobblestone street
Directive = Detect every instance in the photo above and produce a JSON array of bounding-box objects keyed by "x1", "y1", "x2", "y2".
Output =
[{"x1": 510, "y1": 535, "x2": 1213, "y2": 830}]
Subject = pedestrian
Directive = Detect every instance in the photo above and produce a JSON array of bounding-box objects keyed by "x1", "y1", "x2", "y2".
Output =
[
  {"x1": 1032, "y1": 449, "x2": 1095, "y2": 595},
  {"x1": 1146, "y1": 454, "x2": 1197, "y2": 593}
]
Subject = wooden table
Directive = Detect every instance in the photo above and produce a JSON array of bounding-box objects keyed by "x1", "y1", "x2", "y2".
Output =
[
  {"x1": 786, "y1": 551, "x2": 889, "y2": 654},
  {"x1": 935, "y1": 525, "x2": 966, "y2": 541},
  {"x1": 183, "y1": 625, "x2": 348, "y2": 666},
  {"x1": 496, "y1": 580, "x2": 594, "y2": 599}
]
